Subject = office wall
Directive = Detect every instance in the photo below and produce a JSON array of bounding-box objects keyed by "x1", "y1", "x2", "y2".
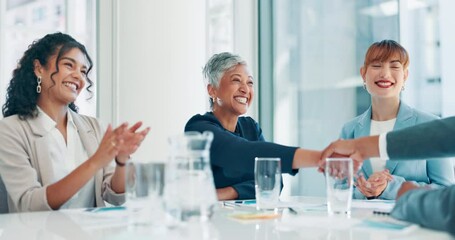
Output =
[{"x1": 98, "y1": 0, "x2": 207, "y2": 161}]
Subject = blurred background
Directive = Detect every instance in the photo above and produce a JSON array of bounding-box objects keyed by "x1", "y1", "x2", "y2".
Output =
[{"x1": 0, "y1": 0, "x2": 453, "y2": 197}]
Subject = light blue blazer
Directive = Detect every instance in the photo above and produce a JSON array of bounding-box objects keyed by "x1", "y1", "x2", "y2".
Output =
[{"x1": 340, "y1": 102, "x2": 454, "y2": 200}]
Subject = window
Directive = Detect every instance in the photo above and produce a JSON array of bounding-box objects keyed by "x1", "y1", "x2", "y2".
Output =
[
  {"x1": 260, "y1": 0, "x2": 453, "y2": 196},
  {"x1": 207, "y1": 0, "x2": 234, "y2": 56}
]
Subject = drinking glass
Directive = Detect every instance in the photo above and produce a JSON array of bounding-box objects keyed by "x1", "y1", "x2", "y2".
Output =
[
  {"x1": 254, "y1": 157, "x2": 281, "y2": 210},
  {"x1": 125, "y1": 160, "x2": 165, "y2": 226},
  {"x1": 325, "y1": 158, "x2": 353, "y2": 216}
]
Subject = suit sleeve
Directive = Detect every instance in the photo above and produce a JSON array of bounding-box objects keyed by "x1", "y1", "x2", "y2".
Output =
[
  {"x1": 378, "y1": 158, "x2": 455, "y2": 200},
  {"x1": 228, "y1": 120, "x2": 279, "y2": 200},
  {"x1": 387, "y1": 117, "x2": 455, "y2": 159},
  {"x1": 0, "y1": 121, "x2": 52, "y2": 212},
  {"x1": 391, "y1": 186, "x2": 455, "y2": 235},
  {"x1": 425, "y1": 157, "x2": 455, "y2": 188},
  {"x1": 231, "y1": 180, "x2": 256, "y2": 200},
  {"x1": 101, "y1": 164, "x2": 125, "y2": 206}
]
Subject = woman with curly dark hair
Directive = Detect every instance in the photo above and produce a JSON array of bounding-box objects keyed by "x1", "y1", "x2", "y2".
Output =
[{"x1": 0, "y1": 32, "x2": 150, "y2": 212}]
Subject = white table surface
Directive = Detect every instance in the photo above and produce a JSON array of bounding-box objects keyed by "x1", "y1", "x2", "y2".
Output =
[{"x1": 0, "y1": 196, "x2": 452, "y2": 240}]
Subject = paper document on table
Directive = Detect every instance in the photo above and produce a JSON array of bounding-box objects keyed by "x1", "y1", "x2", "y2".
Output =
[
  {"x1": 278, "y1": 213, "x2": 417, "y2": 233},
  {"x1": 278, "y1": 215, "x2": 361, "y2": 231},
  {"x1": 351, "y1": 199, "x2": 395, "y2": 211},
  {"x1": 63, "y1": 207, "x2": 129, "y2": 229},
  {"x1": 229, "y1": 212, "x2": 281, "y2": 221},
  {"x1": 223, "y1": 200, "x2": 326, "y2": 212},
  {"x1": 356, "y1": 217, "x2": 418, "y2": 233}
]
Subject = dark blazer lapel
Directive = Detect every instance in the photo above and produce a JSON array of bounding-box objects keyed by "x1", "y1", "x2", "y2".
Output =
[
  {"x1": 355, "y1": 107, "x2": 373, "y2": 177},
  {"x1": 386, "y1": 102, "x2": 414, "y2": 173}
]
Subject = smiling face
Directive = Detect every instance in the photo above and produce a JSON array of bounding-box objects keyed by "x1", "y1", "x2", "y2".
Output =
[
  {"x1": 361, "y1": 56, "x2": 408, "y2": 99},
  {"x1": 208, "y1": 64, "x2": 254, "y2": 117},
  {"x1": 361, "y1": 40, "x2": 409, "y2": 100},
  {"x1": 34, "y1": 47, "x2": 88, "y2": 107}
]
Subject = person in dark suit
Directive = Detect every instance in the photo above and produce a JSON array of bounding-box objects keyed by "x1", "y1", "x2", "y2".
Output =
[
  {"x1": 320, "y1": 116, "x2": 455, "y2": 235},
  {"x1": 185, "y1": 52, "x2": 321, "y2": 200}
]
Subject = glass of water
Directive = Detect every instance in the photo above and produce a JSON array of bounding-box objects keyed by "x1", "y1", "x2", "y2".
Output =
[
  {"x1": 325, "y1": 158, "x2": 353, "y2": 216},
  {"x1": 254, "y1": 157, "x2": 281, "y2": 211},
  {"x1": 125, "y1": 160, "x2": 165, "y2": 227}
]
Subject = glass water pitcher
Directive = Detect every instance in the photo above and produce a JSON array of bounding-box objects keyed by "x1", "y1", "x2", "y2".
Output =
[{"x1": 165, "y1": 131, "x2": 217, "y2": 222}]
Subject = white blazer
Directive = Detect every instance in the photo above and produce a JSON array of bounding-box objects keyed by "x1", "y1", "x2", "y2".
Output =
[{"x1": 0, "y1": 110, "x2": 124, "y2": 212}]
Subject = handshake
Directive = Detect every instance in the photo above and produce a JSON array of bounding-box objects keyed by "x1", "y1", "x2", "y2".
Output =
[
  {"x1": 317, "y1": 135, "x2": 420, "y2": 199},
  {"x1": 317, "y1": 136, "x2": 381, "y2": 173}
]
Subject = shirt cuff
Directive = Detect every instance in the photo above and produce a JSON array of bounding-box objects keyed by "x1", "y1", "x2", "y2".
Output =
[{"x1": 379, "y1": 133, "x2": 390, "y2": 160}]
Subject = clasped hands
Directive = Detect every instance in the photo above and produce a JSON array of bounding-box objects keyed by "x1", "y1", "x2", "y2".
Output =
[{"x1": 355, "y1": 170, "x2": 392, "y2": 198}]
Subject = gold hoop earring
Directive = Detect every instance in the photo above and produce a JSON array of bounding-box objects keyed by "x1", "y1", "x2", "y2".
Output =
[{"x1": 36, "y1": 76, "x2": 42, "y2": 93}]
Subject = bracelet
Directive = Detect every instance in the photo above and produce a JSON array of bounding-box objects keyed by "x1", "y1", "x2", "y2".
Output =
[{"x1": 115, "y1": 158, "x2": 126, "y2": 167}]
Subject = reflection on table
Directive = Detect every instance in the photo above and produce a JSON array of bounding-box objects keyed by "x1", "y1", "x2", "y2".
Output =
[{"x1": 0, "y1": 197, "x2": 452, "y2": 240}]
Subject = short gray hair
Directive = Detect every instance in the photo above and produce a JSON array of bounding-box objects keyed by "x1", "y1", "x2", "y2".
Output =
[{"x1": 202, "y1": 52, "x2": 247, "y2": 88}]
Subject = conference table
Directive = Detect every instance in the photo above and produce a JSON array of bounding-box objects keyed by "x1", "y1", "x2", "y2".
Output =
[{"x1": 0, "y1": 196, "x2": 452, "y2": 240}]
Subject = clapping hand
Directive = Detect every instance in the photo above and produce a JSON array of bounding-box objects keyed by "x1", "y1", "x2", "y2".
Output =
[
  {"x1": 115, "y1": 121, "x2": 151, "y2": 164},
  {"x1": 92, "y1": 123, "x2": 128, "y2": 167},
  {"x1": 92, "y1": 122, "x2": 150, "y2": 168}
]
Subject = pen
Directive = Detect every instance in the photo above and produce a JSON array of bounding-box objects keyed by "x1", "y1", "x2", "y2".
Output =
[
  {"x1": 85, "y1": 206, "x2": 126, "y2": 213},
  {"x1": 223, "y1": 200, "x2": 256, "y2": 207},
  {"x1": 373, "y1": 210, "x2": 390, "y2": 216},
  {"x1": 288, "y1": 207, "x2": 299, "y2": 215}
]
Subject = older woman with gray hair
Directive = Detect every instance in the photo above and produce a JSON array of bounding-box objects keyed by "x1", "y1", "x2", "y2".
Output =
[{"x1": 185, "y1": 52, "x2": 321, "y2": 200}]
